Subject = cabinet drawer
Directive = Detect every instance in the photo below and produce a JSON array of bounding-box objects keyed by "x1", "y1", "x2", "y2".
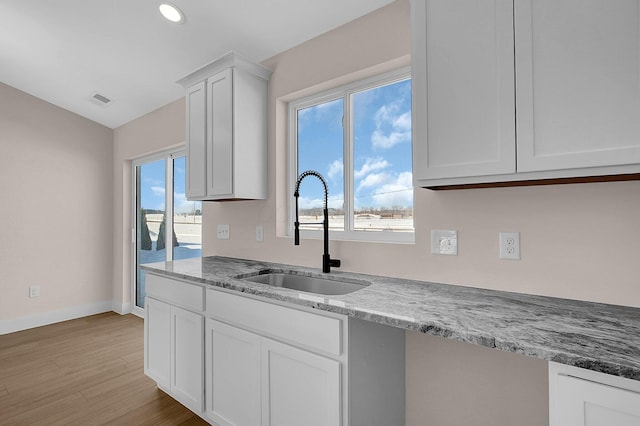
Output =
[
  {"x1": 146, "y1": 273, "x2": 204, "y2": 312},
  {"x1": 206, "y1": 290, "x2": 342, "y2": 356}
]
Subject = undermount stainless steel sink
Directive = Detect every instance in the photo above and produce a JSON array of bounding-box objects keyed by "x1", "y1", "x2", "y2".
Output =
[{"x1": 241, "y1": 271, "x2": 369, "y2": 295}]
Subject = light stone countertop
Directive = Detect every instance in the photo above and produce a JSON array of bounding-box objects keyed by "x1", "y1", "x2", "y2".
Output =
[{"x1": 142, "y1": 255, "x2": 640, "y2": 380}]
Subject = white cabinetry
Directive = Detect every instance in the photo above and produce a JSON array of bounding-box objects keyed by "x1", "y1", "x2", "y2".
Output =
[
  {"x1": 185, "y1": 81, "x2": 206, "y2": 198},
  {"x1": 205, "y1": 288, "x2": 405, "y2": 426},
  {"x1": 411, "y1": 0, "x2": 516, "y2": 181},
  {"x1": 261, "y1": 338, "x2": 341, "y2": 426},
  {"x1": 144, "y1": 273, "x2": 205, "y2": 415},
  {"x1": 144, "y1": 297, "x2": 171, "y2": 389},
  {"x1": 549, "y1": 362, "x2": 640, "y2": 426},
  {"x1": 411, "y1": 0, "x2": 640, "y2": 188},
  {"x1": 205, "y1": 319, "x2": 262, "y2": 426},
  {"x1": 515, "y1": 0, "x2": 640, "y2": 173},
  {"x1": 178, "y1": 52, "x2": 271, "y2": 200}
]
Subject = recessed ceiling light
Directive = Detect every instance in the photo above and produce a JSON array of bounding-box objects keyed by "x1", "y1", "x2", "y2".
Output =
[{"x1": 159, "y1": 2, "x2": 184, "y2": 23}]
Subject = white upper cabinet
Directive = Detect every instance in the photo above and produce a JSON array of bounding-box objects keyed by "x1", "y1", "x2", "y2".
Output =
[
  {"x1": 412, "y1": 0, "x2": 640, "y2": 187},
  {"x1": 185, "y1": 82, "x2": 206, "y2": 199},
  {"x1": 411, "y1": 0, "x2": 516, "y2": 181},
  {"x1": 178, "y1": 52, "x2": 271, "y2": 200},
  {"x1": 515, "y1": 0, "x2": 640, "y2": 172}
]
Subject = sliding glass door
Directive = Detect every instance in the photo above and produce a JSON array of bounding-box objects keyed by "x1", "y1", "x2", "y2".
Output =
[{"x1": 133, "y1": 150, "x2": 201, "y2": 312}]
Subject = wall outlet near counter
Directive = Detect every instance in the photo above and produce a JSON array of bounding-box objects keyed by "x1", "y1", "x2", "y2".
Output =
[
  {"x1": 431, "y1": 230, "x2": 458, "y2": 255},
  {"x1": 29, "y1": 285, "x2": 40, "y2": 298},
  {"x1": 255, "y1": 225, "x2": 264, "y2": 242},
  {"x1": 499, "y1": 232, "x2": 520, "y2": 260},
  {"x1": 217, "y1": 224, "x2": 230, "y2": 240}
]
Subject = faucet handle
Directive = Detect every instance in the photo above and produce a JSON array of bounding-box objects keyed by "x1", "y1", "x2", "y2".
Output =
[{"x1": 323, "y1": 254, "x2": 340, "y2": 273}]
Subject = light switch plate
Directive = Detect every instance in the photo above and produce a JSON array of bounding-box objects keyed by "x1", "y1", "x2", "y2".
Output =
[
  {"x1": 255, "y1": 225, "x2": 264, "y2": 242},
  {"x1": 29, "y1": 285, "x2": 40, "y2": 298},
  {"x1": 217, "y1": 224, "x2": 230, "y2": 240},
  {"x1": 431, "y1": 230, "x2": 458, "y2": 255}
]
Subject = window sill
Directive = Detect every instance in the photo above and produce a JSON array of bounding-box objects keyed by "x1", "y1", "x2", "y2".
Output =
[{"x1": 293, "y1": 229, "x2": 415, "y2": 245}]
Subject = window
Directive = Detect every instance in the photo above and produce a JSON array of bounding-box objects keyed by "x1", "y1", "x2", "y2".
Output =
[
  {"x1": 289, "y1": 69, "x2": 414, "y2": 243},
  {"x1": 133, "y1": 150, "x2": 202, "y2": 312}
]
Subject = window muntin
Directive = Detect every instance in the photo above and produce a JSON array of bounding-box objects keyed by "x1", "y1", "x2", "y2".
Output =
[{"x1": 290, "y1": 69, "x2": 414, "y2": 243}]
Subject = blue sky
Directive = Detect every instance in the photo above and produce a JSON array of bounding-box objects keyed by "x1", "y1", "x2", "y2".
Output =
[
  {"x1": 139, "y1": 156, "x2": 200, "y2": 214},
  {"x1": 297, "y1": 78, "x2": 413, "y2": 211}
]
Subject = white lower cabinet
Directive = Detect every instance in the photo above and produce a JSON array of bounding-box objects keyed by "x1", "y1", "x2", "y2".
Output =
[
  {"x1": 205, "y1": 319, "x2": 262, "y2": 426},
  {"x1": 144, "y1": 273, "x2": 205, "y2": 416},
  {"x1": 171, "y1": 305, "x2": 204, "y2": 412},
  {"x1": 144, "y1": 273, "x2": 404, "y2": 426},
  {"x1": 144, "y1": 297, "x2": 171, "y2": 389},
  {"x1": 205, "y1": 319, "x2": 341, "y2": 426},
  {"x1": 205, "y1": 288, "x2": 405, "y2": 426},
  {"x1": 549, "y1": 362, "x2": 640, "y2": 426},
  {"x1": 261, "y1": 338, "x2": 341, "y2": 426}
]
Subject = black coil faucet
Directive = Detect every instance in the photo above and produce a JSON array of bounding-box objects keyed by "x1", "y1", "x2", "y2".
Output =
[{"x1": 294, "y1": 170, "x2": 341, "y2": 273}]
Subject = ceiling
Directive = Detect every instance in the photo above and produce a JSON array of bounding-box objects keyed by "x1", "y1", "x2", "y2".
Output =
[{"x1": 0, "y1": 0, "x2": 395, "y2": 129}]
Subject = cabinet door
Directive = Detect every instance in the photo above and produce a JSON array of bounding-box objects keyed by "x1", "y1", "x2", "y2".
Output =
[
  {"x1": 205, "y1": 319, "x2": 261, "y2": 426},
  {"x1": 207, "y1": 68, "x2": 234, "y2": 198},
  {"x1": 411, "y1": 0, "x2": 516, "y2": 181},
  {"x1": 186, "y1": 81, "x2": 206, "y2": 199},
  {"x1": 262, "y1": 338, "x2": 341, "y2": 426},
  {"x1": 144, "y1": 297, "x2": 171, "y2": 389},
  {"x1": 171, "y1": 306, "x2": 204, "y2": 413},
  {"x1": 555, "y1": 374, "x2": 640, "y2": 425},
  {"x1": 515, "y1": 0, "x2": 640, "y2": 172}
]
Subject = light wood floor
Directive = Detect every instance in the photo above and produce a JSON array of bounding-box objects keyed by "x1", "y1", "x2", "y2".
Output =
[{"x1": 0, "y1": 312, "x2": 208, "y2": 425}]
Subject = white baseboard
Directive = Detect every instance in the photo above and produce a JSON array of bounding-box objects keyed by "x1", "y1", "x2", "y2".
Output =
[
  {"x1": 0, "y1": 301, "x2": 114, "y2": 335},
  {"x1": 112, "y1": 301, "x2": 132, "y2": 315}
]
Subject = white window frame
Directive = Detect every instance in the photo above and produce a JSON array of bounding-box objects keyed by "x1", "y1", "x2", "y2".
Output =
[
  {"x1": 131, "y1": 147, "x2": 185, "y2": 317},
  {"x1": 288, "y1": 67, "x2": 414, "y2": 244}
]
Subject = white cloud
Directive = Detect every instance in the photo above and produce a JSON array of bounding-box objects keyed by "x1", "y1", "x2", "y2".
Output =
[
  {"x1": 371, "y1": 172, "x2": 413, "y2": 207},
  {"x1": 357, "y1": 172, "x2": 391, "y2": 192},
  {"x1": 328, "y1": 194, "x2": 344, "y2": 210},
  {"x1": 394, "y1": 112, "x2": 412, "y2": 132},
  {"x1": 371, "y1": 129, "x2": 411, "y2": 149},
  {"x1": 297, "y1": 194, "x2": 344, "y2": 210},
  {"x1": 297, "y1": 98, "x2": 342, "y2": 130},
  {"x1": 297, "y1": 196, "x2": 324, "y2": 210},
  {"x1": 371, "y1": 102, "x2": 411, "y2": 149},
  {"x1": 150, "y1": 186, "x2": 165, "y2": 196},
  {"x1": 174, "y1": 192, "x2": 200, "y2": 214},
  {"x1": 327, "y1": 159, "x2": 343, "y2": 182},
  {"x1": 354, "y1": 171, "x2": 413, "y2": 208},
  {"x1": 354, "y1": 157, "x2": 389, "y2": 179}
]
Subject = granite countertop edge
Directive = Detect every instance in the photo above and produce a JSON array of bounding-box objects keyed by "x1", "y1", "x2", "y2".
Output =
[{"x1": 141, "y1": 256, "x2": 640, "y2": 381}]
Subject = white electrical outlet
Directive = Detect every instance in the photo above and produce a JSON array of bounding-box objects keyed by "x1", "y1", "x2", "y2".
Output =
[
  {"x1": 499, "y1": 232, "x2": 520, "y2": 260},
  {"x1": 217, "y1": 224, "x2": 230, "y2": 240},
  {"x1": 29, "y1": 285, "x2": 40, "y2": 298},
  {"x1": 431, "y1": 230, "x2": 458, "y2": 255},
  {"x1": 255, "y1": 225, "x2": 264, "y2": 242}
]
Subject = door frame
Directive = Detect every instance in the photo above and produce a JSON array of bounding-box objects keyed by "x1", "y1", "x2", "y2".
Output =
[{"x1": 131, "y1": 147, "x2": 186, "y2": 317}]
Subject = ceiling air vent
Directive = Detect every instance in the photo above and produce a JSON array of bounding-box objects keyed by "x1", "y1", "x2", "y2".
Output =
[{"x1": 89, "y1": 92, "x2": 113, "y2": 107}]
